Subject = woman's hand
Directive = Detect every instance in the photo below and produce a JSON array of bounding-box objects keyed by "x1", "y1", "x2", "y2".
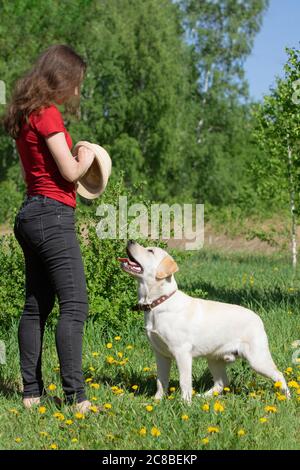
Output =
[{"x1": 77, "y1": 146, "x2": 95, "y2": 172}]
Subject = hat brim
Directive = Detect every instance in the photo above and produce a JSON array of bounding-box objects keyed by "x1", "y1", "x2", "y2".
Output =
[{"x1": 72, "y1": 141, "x2": 112, "y2": 200}]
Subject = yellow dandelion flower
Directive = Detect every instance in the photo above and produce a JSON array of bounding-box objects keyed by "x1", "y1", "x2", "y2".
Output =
[
  {"x1": 181, "y1": 414, "x2": 189, "y2": 421},
  {"x1": 237, "y1": 429, "x2": 245, "y2": 437},
  {"x1": 92, "y1": 352, "x2": 99, "y2": 357},
  {"x1": 117, "y1": 352, "x2": 123, "y2": 358},
  {"x1": 285, "y1": 367, "x2": 293, "y2": 375},
  {"x1": 74, "y1": 412, "x2": 84, "y2": 419},
  {"x1": 139, "y1": 427, "x2": 147, "y2": 436},
  {"x1": 276, "y1": 393, "x2": 287, "y2": 401},
  {"x1": 106, "y1": 356, "x2": 116, "y2": 364},
  {"x1": 274, "y1": 381, "x2": 282, "y2": 389},
  {"x1": 106, "y1": 343, "x2": 113, "y2": 349},
  {"x1": 146, "y1": 405, "x2": 153, "y2": 412},
  {"x1": 223, "y1": 387, "x2": 230, "y2": 392},
  {"x1": 50, "y1": 443, "x2": 58, "y2": 450},
  {"x1": 53, "y1": 367, "x2": 60, "y2": 372},
  {"x1": 207, "y1": 426, "x2": 219, "y2": 434},
  {"x1": 39, "y1": 431, "x2": 49, "y2": 437},
  {"x1": 89, "y1": 406, "x2": 98, "y2": 413},
  {"x1": 53, "y1": 412, "x2": 65, "y2": 421},
  {"x1": 213, "y1": 401, "x2": 225, "y2": 413},
  {"x1": 15, "y1": 437, "x2": 22, "y2": 443},
  {"x1": 48, "y1": 384, "x2": 57, "y2": 391},
  {"x1": 264, "y1": 405, "x2": 277, "y2": 413},
  {"x1": 132, "y1": 385, "x2": 139, "y2": 391},
  {"x1": 249, "y1": 392, "x2": 257, "y2": 398},
  {"x1": 259, "y1": 417, "x2": 268, "y2": 423},
  {"x1": 287, "y1": 380, "x2": 299, "y2": 389},
  {"x1": 91, "y1": 396, "x2": 98, "y2": 401},
  {"x1": 89, "y1": 366, "x2": 95, "y2": 372},
  {"x1": 38, "y1": 406, "x2": 47, "y2": 414},
  {"x1": 104, "y1": 403, "x2": 112, "y2": 409},
  {"x1": 167, "y1": 395, "x2": 174, "y2": 400},
  {"x1": 65, "y1": 420, "x2": 73, "y2": 425},
  {"x1": 213, "y1": 391, "x2": 219, "y2": 397},
  {"x1": 151, "y1": 427, "x2": 161, "y2": 437},
  {"x1": 90, "y1": 383, "x2": 100, "y2": 389},
  {"x1": 201, "y1": 438, "x2": 209, "y2": 445},
  {"x1": 126, "y1": 345, "x2": 133, "y2": 350},
  {"x1": 202, "y1": 403, "x2": 210, "y2": 412},
  {"x1": 9, "y1": 408, "x2": 19, "y2": 415},
  {"x1": 115, "y1": 336, "x2": 121, "y2": 341},
  {"x1": 71, "y1": 438, "x2": 78, "y2": 443},
  {"x1": 143, "y1": 367, "x2": 150, "y2": 372},
  {"x1": 169, "y1": 387, "x2": 176, "y2": 392},
  {"x1": 85, "y1": 377, "x2": 93, "y2": 383}
]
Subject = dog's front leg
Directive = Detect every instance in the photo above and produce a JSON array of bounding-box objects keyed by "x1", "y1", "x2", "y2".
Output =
[
  {"x1": 154, "y1": 351, "x2": 172, "y2": 400},
  {"x1": 174, "y1": 352, "x2": 193, "y2": 404}
]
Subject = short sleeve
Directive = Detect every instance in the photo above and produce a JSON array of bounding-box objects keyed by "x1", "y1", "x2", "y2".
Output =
[{"x1": 31, "y1": 105, "x2": 66, "y2": 137}]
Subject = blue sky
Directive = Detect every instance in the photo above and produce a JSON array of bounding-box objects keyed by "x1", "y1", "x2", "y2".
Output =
[{"x1": 244, "y1": 0, "x2": 300, "y2": 101}]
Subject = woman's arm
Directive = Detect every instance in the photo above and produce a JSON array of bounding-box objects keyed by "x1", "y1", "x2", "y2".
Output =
[{"x1": 45, "y1": 132, "x2": 94, "y2": 183}]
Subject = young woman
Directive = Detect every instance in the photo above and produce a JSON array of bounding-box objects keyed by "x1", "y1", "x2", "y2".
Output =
[{"x1": 4, "y1": 44, "x2": 95, "y2": 413}]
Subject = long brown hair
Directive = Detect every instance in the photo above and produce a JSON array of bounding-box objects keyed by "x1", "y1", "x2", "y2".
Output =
[{"x1": 3, "y1": 44, "x2": 87, "y2": 139}]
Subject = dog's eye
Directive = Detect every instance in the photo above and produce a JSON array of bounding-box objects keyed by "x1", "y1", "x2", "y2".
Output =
[{"x1": 148, "y1": 249, "x2": 154, "y2": 254}]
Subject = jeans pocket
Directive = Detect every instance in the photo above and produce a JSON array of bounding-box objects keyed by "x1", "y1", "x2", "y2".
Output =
[{"x1": 18, "y1": 215, "x2": 44, "y2": 246}]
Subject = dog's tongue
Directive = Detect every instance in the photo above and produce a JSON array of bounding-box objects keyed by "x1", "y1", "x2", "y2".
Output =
[{"x1": 117, "y1": 257, "x2": 139, "y2": 267}]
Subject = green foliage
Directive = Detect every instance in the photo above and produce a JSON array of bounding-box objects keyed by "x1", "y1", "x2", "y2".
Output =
[
  {"x1": 0, "y1": 162, "x2": 26, "y2": 224},
  {"x1": 178, "y1": 0, "x2": 269, "y2": 208},
  {"x1": 0, "y1": 0, "x2": 269, "y2": 211},
  {"x1": 251, "y1": 48, "x2": 300, "y2": 211}
]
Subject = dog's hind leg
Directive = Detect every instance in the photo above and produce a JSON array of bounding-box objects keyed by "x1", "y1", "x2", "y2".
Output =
[
  {"x1": 154, "y1": 351, "x2": 172, "y2": 400},
  {"x1": 202, "y1": 358, "x2": 229, "y2": 397},
  {"x1": 241, "y1": 340, "x2": 290, "y2": 398}
]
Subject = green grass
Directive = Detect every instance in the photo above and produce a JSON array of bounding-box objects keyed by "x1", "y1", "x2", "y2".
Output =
[{"x1": 0, "y1": 248, "x2": 300, "y2": 450}]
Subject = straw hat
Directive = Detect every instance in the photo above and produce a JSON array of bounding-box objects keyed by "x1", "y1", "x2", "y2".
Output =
[{"x1": 72, "y1": 141, "x2": 112, "y2": 199}]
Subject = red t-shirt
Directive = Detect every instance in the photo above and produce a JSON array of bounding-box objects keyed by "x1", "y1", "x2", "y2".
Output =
[{"x1": 16, "y1": 104, "x2": 76, "y2": 208}]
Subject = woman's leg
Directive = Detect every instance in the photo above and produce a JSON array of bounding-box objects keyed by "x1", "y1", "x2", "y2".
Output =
[
  {"x1": 38, "y1": 204, "x2": 89, "y2": 404},
  {"x1": 13, "y1": 219, "x2": 55, "y2": 398}
]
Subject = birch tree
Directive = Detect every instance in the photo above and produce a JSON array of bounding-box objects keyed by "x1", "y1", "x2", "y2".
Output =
[{"x1": 253, "y1": 48, "x2": 300, "y2": 269}]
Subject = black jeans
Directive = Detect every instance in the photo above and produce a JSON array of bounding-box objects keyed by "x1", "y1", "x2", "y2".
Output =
[{"x1": 13, "y1": 194, "x2": 88, "y2": 404}]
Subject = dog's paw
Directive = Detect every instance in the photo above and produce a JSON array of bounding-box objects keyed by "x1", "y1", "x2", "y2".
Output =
[
  {"x1": 154, "y1": 393, "x2": 164, "y2": 400},
  {"x1": 181, "y1": 391, "x2": 193, "y2": 404}
]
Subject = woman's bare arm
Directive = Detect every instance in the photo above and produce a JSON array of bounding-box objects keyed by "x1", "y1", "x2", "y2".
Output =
[{"x1": 45, "y1": 132, "x2": 94, "y2": 183}]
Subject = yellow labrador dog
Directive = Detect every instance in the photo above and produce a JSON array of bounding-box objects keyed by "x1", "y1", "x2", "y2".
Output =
[{"x1": 118, "y1": 241, "x2": 290, "y2": 403}]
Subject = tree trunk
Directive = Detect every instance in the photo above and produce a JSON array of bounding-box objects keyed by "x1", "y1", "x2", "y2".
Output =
[
  {"x1": 197, "y1": 68, "x2": 211, "y2": 143},
  {"x1": 287, "y1": 144, "x2": 297, "y2": 269}
]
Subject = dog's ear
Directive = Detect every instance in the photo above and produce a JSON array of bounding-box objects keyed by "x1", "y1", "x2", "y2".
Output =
[{"x1": 155, "y1": 255, "x2": 179, "y2": 279}]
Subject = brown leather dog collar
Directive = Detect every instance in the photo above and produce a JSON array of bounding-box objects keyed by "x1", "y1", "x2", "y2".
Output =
[{"x1": 133, "y1": 290, "x2": 177, "y2": 312}]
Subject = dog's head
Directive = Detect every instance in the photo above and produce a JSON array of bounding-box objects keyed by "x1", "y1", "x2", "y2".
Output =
[{"x1": 118, "y1": 240, "x2": 179, "y2": 284}]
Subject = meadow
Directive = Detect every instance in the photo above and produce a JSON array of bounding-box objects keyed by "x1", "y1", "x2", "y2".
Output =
[{"x1": 0, "y1": 248, "x2": 299, "y2": 450}]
